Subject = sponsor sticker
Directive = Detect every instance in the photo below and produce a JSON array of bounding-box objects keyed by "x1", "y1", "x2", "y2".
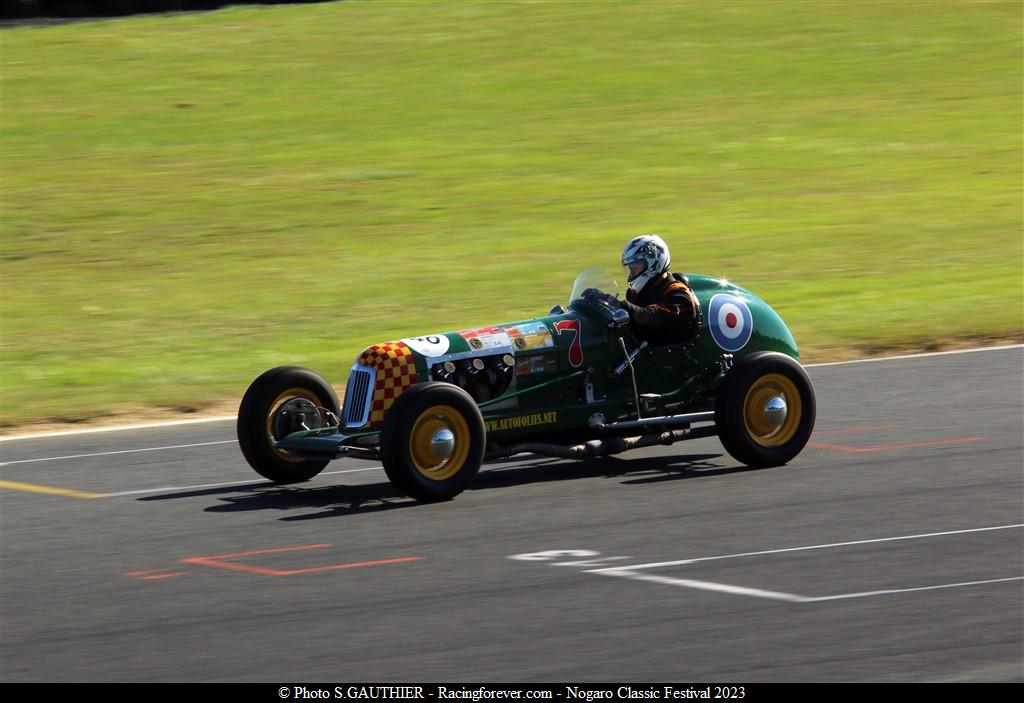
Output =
[
  {"x1": 515, "y1": 353, "x2": 558, "y2": 377},
  {"x1": 708, "y1": 293, "x2": 753, "y2": 352},
  {"x1": 458, "y1": 326, "x2": 512, "y2": 351},
  {"x1": 504, "y1": 321, "x2": 555, "y2": 352},
  {"x1": 485, "y1": 411, "x2": 558, "y2": 433}
]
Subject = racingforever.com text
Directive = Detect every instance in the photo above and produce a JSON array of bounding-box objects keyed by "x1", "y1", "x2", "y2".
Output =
[
  {"x1": 282, "y1": 688, "x2": 553, "y2": 700},
  {"x1": 281, "y1": 686, "x2": 746, "y2": 700}
]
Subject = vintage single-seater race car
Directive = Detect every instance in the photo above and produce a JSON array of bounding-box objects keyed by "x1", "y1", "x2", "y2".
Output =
[{"x1": 237, "y1": 268, "x2": 816, "y2": 501}]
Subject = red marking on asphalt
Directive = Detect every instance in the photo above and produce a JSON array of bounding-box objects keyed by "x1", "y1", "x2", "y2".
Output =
[
  {"x1": 122, "y1": 569, "x2": 192, "y2": 581},
  {"x1": 179, "y1": 544, "x2": 422, "y2": 577},
  {"x1": 185, "y1": 543, "x2": 332, "y2": 560},
  {"x1": 140, "y1": 571, "x2": 192, "y2": 580},
  {"x1": 813, "y1": 424, "x2": 901, "y2": 436},
  {"x1": 808, "y1": 436, "x2": 989, "y2": 453}
]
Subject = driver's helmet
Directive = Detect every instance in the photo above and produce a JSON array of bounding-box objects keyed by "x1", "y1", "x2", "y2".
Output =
[{"x1": 621, "y1": 234, "x2": 670, "y2": 293}]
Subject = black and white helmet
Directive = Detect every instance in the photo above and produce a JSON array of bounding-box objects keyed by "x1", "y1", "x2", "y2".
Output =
[{"x1": 621, "y1": 234, "x2": 671, "y2": 293}]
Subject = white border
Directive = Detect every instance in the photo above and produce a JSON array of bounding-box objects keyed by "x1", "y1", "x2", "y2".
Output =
[{"x1": 2, "y1": 344, "x2": 1020, "y2": 442}]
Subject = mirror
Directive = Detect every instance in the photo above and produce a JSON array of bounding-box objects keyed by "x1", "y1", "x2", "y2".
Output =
[{"x1": 609, "y1": 308, "x2": 630, "y2": 328}]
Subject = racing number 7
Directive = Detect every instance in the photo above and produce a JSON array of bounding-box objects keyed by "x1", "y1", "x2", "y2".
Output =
[{"x1": 554, "y1": 320, "x2": 584, "y2": 367}]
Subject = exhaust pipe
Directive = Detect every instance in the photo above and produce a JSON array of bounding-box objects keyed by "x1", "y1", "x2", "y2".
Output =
[{"x1": 491, "y1": 429, "x2": 693, "y2": 460}]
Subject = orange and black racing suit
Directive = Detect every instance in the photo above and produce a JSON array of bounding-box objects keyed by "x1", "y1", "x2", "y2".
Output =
[{"x1": 621, "y1": 272, "x2": 699, "y2": 345}]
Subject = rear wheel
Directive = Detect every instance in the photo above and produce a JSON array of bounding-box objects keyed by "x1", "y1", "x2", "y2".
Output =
[
  {"x1": 381, "y1": 382, "x2": 485, "y2": 502},
  {"x1": 715, "y1": 352, "x2": 815, "y2": 467},
  {"x1": 237, "y1": 366, "x2": 340, "y2": 483}
]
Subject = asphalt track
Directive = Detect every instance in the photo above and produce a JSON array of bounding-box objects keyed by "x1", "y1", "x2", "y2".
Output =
[{"x1": 1, "y1": 347, "x2": 1022, "y2": 683}]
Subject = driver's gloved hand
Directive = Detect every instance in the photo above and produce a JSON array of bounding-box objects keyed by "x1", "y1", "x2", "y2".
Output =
[
  {"x1": 601, "y1": 294, "x2": 622, "y2": 310},
  {"x1": 582, "y1": 288, "x2": 620, "y2": 309}
]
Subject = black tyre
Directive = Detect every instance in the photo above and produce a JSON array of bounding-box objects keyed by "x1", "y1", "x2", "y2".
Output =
[
  {"x1": 381, "y1": 382, "x2": 486, "y2": 502},
  {"x1": 237, "y1": 366, "x2": 340, "y2": 483},
  {"x1": 715, "y1": 352, "x2": 816, "y2": 468}
]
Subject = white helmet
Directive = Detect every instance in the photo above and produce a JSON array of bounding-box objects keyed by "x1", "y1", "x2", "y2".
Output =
[{"x1": 621, "y1": 234, "x2": 671, "y2": 293}]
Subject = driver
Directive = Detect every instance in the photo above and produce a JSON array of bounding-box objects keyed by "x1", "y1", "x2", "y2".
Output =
[{"x1": 617, "y1": 234, "x2": 699, "y2": 345}]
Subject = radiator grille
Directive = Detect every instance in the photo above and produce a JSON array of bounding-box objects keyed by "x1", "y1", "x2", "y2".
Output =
[{"x1": 342, "y1": 365, "x2": 375, "y2": 429}]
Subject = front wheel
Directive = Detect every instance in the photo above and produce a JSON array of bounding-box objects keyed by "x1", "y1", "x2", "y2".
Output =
[
  {"x1": 381, "y1": 382, "x2": 486, "y2": 502},
  {"x1": 715, "y1": 352, "x2": 816, "y2": 468},
  {"x1": 237, "y1": 366, "x2": 340, "y2": 483}
]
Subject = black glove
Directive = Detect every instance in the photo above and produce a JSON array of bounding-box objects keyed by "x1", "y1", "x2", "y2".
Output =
[
  {"x1": 601, "y1": 294, "x2": 622, "y2": 310},
  {"x1": 582, "y1": 288, "x2": 620, "y2": 309}
]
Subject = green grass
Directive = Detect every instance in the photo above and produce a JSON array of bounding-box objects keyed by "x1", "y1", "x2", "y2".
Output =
[{"x1": 2, "y1": 0, "x2": 1022, "y2": 426}]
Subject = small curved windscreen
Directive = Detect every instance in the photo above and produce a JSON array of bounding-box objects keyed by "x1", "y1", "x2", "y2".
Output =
[{"x1": 569, "y1": 267, "x2": 620, "y2": 306}]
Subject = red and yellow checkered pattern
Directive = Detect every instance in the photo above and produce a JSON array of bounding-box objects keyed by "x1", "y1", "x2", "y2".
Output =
[{"x1": 358, "y1": 341, "x2": 419, "y2": 426}]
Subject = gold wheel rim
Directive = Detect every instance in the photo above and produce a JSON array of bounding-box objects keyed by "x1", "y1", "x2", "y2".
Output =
[
  {"x1": 266, "y1": 388, "x2": 320, "y2": 463},
  {"x1": 409, "y1": 405, "x2": 470, "y2": 481},
  {"x1": 743, "y1": 373, "x2": 802, "y2": 448}
]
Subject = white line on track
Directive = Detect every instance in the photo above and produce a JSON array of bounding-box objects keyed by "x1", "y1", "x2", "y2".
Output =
[
  {"x1": 587, "y1": 524, "x2": 1024, "y2": 603},
  {"x1": 593, "y1": 571, "x2": 809, "y2": 603},
  {"x1": 587, "y1": 524, "x2": 1024, "y2": 572},
  {"x1": 96, "y1": 465, "x2": 384, "y2": 498},
  {"x1": 803, "y1": 577, "x2": 1024, "y2": 602},
  {"x1": 0, "y1": 440, "x2": 238, "y2": 466},
  {"x1": 590, "y1": 571, "x2": 1024, "y2": 603},
  {"x1": 3, "y1": 344, "x2": 1019, "y2": 442},
  {"x1": 803, "y1": 343, "x2": 1021, "y2": 368},
  {"x1": 0, "y1": 415, "x2": 237, "y2": 442}
]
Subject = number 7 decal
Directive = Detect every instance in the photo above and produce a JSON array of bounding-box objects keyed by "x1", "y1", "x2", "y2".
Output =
[{"x1": 554, "y1": 319, "x2": 584, "y2": 367}]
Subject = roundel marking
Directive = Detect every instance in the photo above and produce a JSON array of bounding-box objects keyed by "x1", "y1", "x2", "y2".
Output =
[{"x1": 709, "y1": 293, "x2": 753, "y2": 352}]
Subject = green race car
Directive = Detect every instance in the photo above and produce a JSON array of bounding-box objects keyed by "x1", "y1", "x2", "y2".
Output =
[{"x1": 237, "y1": 268, "x2": 816, "y2": 501}]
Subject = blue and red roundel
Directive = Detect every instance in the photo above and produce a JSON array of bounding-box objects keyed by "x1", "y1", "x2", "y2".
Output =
[{"x1": 708, "y1": 293, "x2": 753, "y2": 352}]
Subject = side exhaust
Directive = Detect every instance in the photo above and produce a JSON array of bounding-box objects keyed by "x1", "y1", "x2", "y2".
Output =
[{"x1": 489, "y1": 427, "x2": 716, "y2": 460}]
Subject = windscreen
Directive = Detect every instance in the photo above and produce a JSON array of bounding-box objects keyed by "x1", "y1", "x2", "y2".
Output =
[{"x1": 569, "y1": 267, "x2": 619, "y2": 306}]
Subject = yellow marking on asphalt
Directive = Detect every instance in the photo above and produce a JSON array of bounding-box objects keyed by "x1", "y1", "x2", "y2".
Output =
[{"x1": 0, "y1": 480, "x2": 101, "y2": 499}]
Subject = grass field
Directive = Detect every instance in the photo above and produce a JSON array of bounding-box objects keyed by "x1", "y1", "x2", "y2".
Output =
[{"x1": 2, "y1": 0, "x2": 1022, "y2": 427}]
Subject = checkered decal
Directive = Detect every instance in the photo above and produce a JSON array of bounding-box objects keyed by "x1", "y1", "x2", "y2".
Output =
[{"x1": 358, "y1": 341, "x2": 420, "y2": 426}]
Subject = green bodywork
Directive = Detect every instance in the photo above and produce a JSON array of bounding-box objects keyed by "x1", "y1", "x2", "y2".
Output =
[{"x1": 276, "y1": 273, "x2": 798, "y2": 457}]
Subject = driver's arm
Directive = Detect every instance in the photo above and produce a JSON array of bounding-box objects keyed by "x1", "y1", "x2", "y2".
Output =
[{"x1": 621, "y1": 284, "x2": 698, "y2": 334}]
